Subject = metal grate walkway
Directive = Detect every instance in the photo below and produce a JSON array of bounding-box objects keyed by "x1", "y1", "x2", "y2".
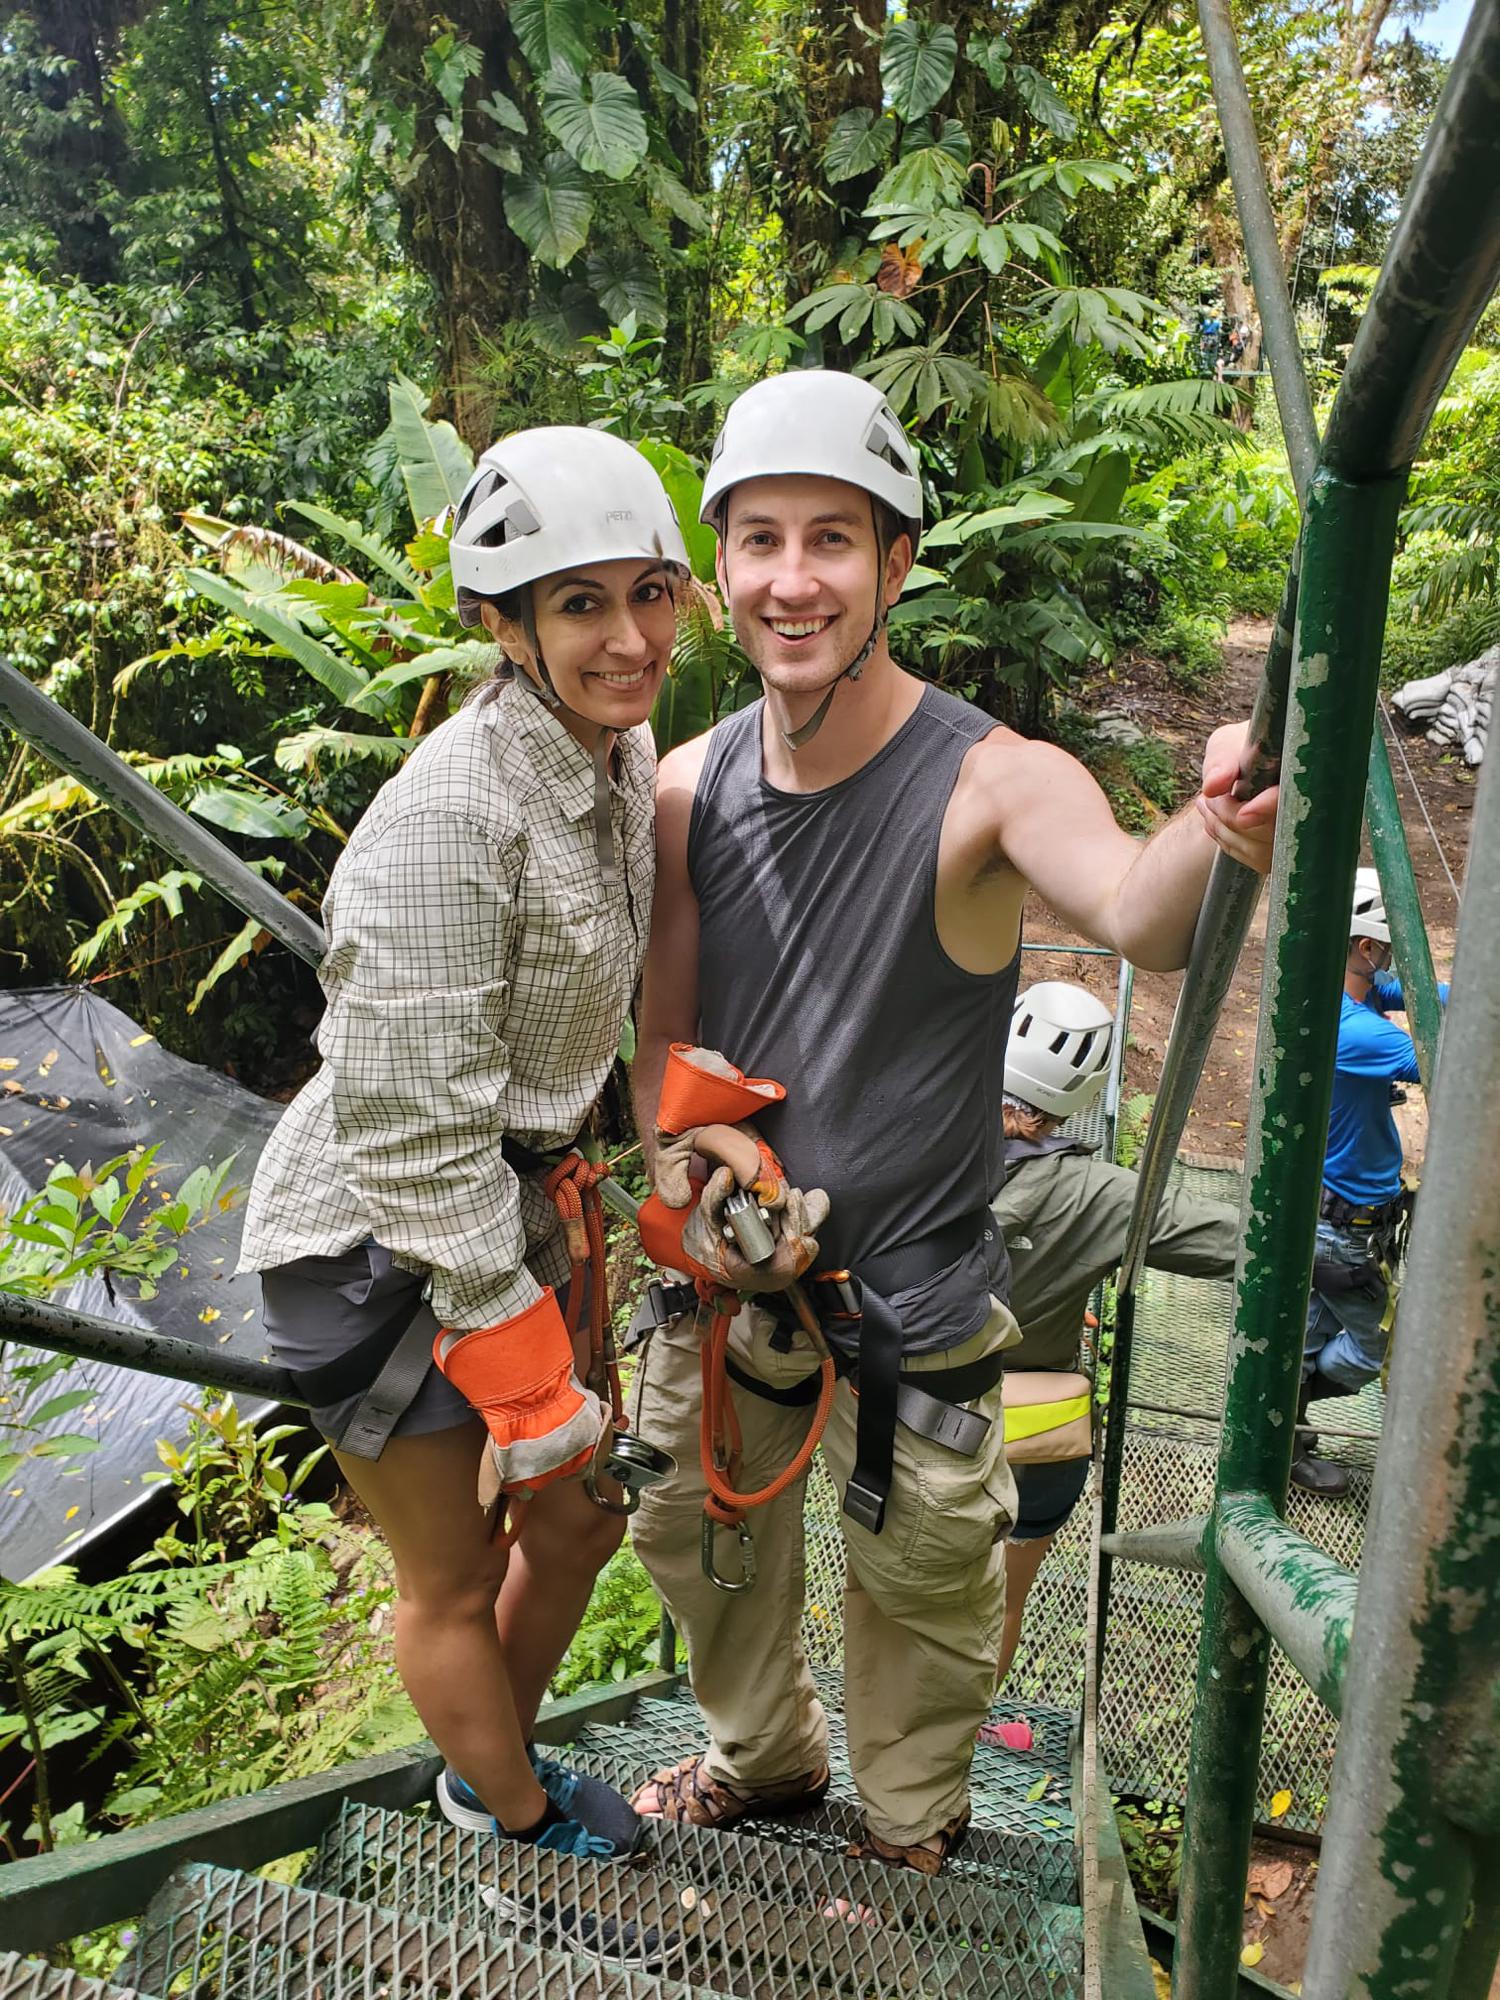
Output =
[{"x1": 4, "y1": 1679, "x2": 1096, "y2": 2000}]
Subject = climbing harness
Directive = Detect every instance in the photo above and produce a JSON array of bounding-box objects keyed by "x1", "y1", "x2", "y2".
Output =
[
  {"x1": 638, "y1": 1043, "x2": 1001, "y2": 1591},
  {"x1": 296, "y1": 1134, "x2": 673, "y2": 1539}
]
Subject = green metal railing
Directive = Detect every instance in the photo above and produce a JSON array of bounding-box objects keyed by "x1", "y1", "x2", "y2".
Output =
[{"x1": 1098, "y1": 4, "x2": 1500, "y2": 1997}]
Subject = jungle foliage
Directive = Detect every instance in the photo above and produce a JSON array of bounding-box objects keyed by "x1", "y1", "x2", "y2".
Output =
[{"x1": 0, "y1": 0, "x2": 1480, "y2": 1068}]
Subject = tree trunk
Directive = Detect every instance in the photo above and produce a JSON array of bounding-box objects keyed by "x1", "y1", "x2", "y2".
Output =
[
  {"x1": 659, "y1": 0, "x2": 710, "y2": 405},
  {"x1": 776, "y1": 0, "x2": 885, "y2": 364},
  {"x1": 10, "y1": 0, "x2": 142, "y2": 284},
  {"x1": 374, "y1": 0, "x2": 534, "y2": 451}
]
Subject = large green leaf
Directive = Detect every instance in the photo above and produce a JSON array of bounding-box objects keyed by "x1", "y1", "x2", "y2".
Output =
[
  {"x1": 351, "y1": 640, "x2": 497, "y2": 714},
  {"x1": 284, "y1": 502, "x2": 424, "y2": 599},
  {"x1": 188, "y1": 917, "x2": 264, "y2": 1016},
  {"x1": 919, "y1": 494, "x2": 1071, "y2": 548},
  {"x1": 387, "y1": 374, "x2": 474, "y2": 527},
  {"x1": 187, "y1": 784, "x2": 310, "y2": 841},
  {"x1": 1011, "y1": 64, "x2": 1077, "y2": 140},
  {"x1": 823, "y1": 107, "x2": 898, "y2": 184},
  {"x1": 634, "y1": 438, "x2": 718, "y2": 582},
  {"x1": 505, "y1": 153, "x2": 595, "y2": 269},
  {"x1": 274, "y1": 729, "x2": 415, "y2": 774},
  {"x1": 512, "y1": 0, "x2": 589, "y2": 76},
  {"x1": 542, "y1": 70, "x2": 648, "y2": 181},
  {"x1": 585, "y1": 244, "x2": 666, "y2": 327},
  {"x1": 867, "y1": 145, "x2": 967, "y2": 214},
  {"x1": 185, "y1": 569, "x2": 371, "y2": 709},
  {"x1": 880, "y1": 18, "x2": 958, "y2": 122},
  {"x1": 644, "y1": 159, "x2": 709, "y2": 233}
]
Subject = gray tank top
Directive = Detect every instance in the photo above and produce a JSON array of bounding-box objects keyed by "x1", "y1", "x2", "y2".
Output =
[{"x1": 689, "y1": 684, "x2": 1020, "y2": 1349}]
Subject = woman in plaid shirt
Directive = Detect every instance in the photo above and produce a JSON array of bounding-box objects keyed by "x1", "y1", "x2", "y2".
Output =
[{"x1": 239, "y1": 428, "x2": 689, "y2": 1866}]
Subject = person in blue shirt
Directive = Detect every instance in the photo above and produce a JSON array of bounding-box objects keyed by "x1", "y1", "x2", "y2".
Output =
[{"x1": 1294, "y1": 868, "x2": 1446, "y2": 1494}]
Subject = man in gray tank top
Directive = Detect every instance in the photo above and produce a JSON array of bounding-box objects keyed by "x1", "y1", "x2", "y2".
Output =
[{"x1": 627, "y1": 371, "x2": 1279, "y2": 1874}]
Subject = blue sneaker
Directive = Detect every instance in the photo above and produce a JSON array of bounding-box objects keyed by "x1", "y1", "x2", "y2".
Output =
[
  {"x1": 530, "y1": 1748, "x2": 644, "y2": 1857},
  {"x1": 436, "y1": 1759, "x2": 644, "y2": 1859}
]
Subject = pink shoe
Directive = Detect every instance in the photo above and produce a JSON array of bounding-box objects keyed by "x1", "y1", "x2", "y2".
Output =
[{"x1": 976, "y1": 1719, "x2": 1034, "y2": 1751}]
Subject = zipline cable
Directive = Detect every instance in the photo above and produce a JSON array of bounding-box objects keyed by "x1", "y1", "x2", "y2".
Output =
[{"x1": 1378, "y1": 696, "x2": 1464, "y2": 905}]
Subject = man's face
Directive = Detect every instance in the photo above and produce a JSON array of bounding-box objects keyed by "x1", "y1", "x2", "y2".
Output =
[{"x1": 717, "y1": 474, "x2": 902, "y2": 693}]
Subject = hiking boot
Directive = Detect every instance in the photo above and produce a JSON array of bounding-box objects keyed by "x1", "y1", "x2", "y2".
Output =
[
  {"x1": 437, "y1": 1757, "x2": 644, "y2": 1858},
  {"x1": 1290, "y1": 1442, "x2": 1352, "y2": 1496}
]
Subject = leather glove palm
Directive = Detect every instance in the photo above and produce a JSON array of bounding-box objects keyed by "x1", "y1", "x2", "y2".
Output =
[{"x1": 680, "y1": 1166, "x2": 830, "y2": 1295}]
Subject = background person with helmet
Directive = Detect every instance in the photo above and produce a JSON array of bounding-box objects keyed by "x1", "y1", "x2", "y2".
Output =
[
  {"x1": 1293, "y1": 866, "x2": 1449, "y2": 1495},
  {"x1": 989, "y1": 982, "x2": 1238, "y2": 1712},
  {"x1": 626, "y1": 369, "x2": 1279, "y2": 1876},
  {"x1": 238, "y1": 427, "x2": 689, "y2": 1866}
]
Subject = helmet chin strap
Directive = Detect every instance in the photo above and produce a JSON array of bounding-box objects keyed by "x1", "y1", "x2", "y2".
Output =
[
  {"x1": 778, "y1": 503, "x2": 888, "y2": 754},
  {"x1": 511, "y1": 589, "x2": 620, "y2": 888}
]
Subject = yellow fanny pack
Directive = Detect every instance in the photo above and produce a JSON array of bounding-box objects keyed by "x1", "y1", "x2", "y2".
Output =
[{"x1": 1002, "y1": 1371, "x2": 1093, "y2": 1464}]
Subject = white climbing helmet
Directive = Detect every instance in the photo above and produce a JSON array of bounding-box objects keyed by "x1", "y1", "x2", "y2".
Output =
[
  {"x1": 1005, "y1": 982, "x2": 1116, "y2": 1121},
  {"x1": 451, "y1": 426, "x2": 689, "y2": 628},
  {"x1": 699, "y1": 372, "x2": 923, "y2": 542},
  {"x1": 1349, "y1": 866, "x2": 1391, "y2": 944}
]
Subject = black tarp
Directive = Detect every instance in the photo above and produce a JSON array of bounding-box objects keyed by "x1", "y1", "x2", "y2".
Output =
[{"x1": 0, "y1": 987, "x2": 283, "y2": 1578}]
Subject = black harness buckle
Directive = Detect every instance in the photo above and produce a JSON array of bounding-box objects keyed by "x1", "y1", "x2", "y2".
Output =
[{"x1": 841, "y1": 1474, "x2": 887, "y2": 1536}]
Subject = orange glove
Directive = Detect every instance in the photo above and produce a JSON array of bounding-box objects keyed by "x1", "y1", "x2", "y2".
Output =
[
  {"x1": 638, "y1": 1182, "x2": 704, "y2": 1273},
  {"x1": 435, "y1": 1289, "x2": 606, "y2": 1507},
  {"x1": 654, "y1": 1045, "x2": 787, "y2": 1210}
]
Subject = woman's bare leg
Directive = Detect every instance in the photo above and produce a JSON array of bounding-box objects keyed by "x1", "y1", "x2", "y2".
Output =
[
  {"x1": 333, "y1": 1420, "x2": 548, "y2": 1832},
  {"x1": 498, "y1": 1469, "x2": 627, "y2": 1737},
  {"x1": 995, "y1": 1533, "x2": 1056, "y2": 1687}
]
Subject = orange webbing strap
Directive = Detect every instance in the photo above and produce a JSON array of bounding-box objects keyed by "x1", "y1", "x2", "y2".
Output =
[
  {"x1": 543, "y1": 1152, "x2": 620, "y2": 1420},
  {"x1": 697, "y1": 1293, "x2": 837, "y2": 1529}
]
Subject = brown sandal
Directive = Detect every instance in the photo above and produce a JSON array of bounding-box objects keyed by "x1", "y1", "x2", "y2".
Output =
[
  {"x1": 846, "y1": 1805, "x2": 971, "y2": 1877},
  {"x1": 632, "y1": 1754, "x2": 830, "y2": 1829}
]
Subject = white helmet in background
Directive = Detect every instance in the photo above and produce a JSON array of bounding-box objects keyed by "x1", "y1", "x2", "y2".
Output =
[
  {"x1": 1006, "y1": 981, "x2": 1116, "y2": 1120},
  {"x1": 700, "y1": 371, "x2": 923, "y2": 544},
  {"x1": 1349, "y1": 867, "x2": 1391, "y2": 944},
  {"x1": 451, "y1": 426, "x2": 689, "y2": 630},
  {"x1": 701, "y1": 371, "x2": 923, "y2": 750}
]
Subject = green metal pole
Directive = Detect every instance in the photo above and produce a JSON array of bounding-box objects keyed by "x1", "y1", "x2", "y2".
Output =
[
  {"x1": 1301, "y1": 728, "x2": 1500, "y2": 1999},
  {"x1": 1195, "y1": 0, "x2": 1321, "y2": 499},
  {"x1": 1194, "y1": 0, "x2": 1446, "y2": 1088},
  {"x1": 1366, "y1": 727, "x2": 1444, "y2": 1082},
  {"x1": 0, "y1": 1294, "x2": 301, "y2": 1404},
  {"x1": 1096, "y1": 550, "x2": 1296, "y2": 1652},
  {"x1": 1214, "y1": 1492, "x2": 1355, "y2": 1717},
  {"x1": 0, "y1": 657, "x2": 327, "y2": 968},
  {"x1": 1174, "y1": 468, "x2": 1406, "y2": 2000}
]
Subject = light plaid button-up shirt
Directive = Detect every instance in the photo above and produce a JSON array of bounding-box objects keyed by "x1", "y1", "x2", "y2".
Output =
[{"x1": 238, "y1": 679, "x2": 654, "y2": 1330}]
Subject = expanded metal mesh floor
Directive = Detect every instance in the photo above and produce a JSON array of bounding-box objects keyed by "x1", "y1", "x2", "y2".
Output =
[
  {"x1": 0, "y1": 1960, "x2": 146, "y2": 2000},
  {"x1": 308, "y1": 1801, "x2": 1081, "y2": 1999},
  {"x1": 125, "y1": 1862, "x2": 714, "y2": 2000},
  {"x1": 799, "y1": 1156, "x2": 1378, "y2": 1833}
]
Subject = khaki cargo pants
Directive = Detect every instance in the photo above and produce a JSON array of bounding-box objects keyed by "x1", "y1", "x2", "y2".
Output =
[{"x1": 629, "y1": 1294, "x2": 1019, "y2": 1847}]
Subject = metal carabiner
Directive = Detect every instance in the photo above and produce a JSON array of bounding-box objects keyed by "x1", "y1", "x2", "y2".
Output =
[{"x1": 701, "y1": 1512, "x2": 757, "y2": 1593}]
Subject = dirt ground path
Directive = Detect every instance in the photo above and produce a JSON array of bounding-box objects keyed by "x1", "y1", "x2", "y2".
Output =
[{"x1": 1023, "y1": 618, "x2": 1473, "y2": 1165}]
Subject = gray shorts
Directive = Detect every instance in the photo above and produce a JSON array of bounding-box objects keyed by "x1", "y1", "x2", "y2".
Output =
[{"x1": 261, "y1": 1242, "x2": 472, "y2": 1445}]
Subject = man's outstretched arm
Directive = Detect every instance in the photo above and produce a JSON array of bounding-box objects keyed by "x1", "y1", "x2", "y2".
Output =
[{"x1": 992, "y1": 722, "x2": 1279, "y2": 972}]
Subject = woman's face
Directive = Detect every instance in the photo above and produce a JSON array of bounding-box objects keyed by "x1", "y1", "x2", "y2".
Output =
[{"x1": 484, "y1": 559, "x2": 677, "y2": 733}]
